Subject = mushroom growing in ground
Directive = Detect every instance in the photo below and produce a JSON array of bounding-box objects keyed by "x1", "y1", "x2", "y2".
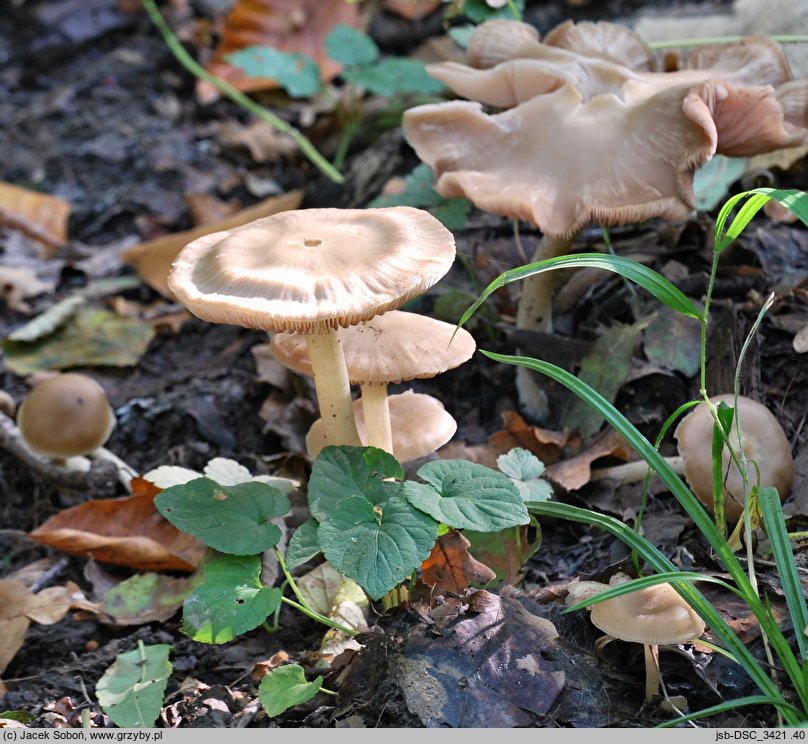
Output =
[
  {"x1": 569, "y1": 572, "x2": 706, "y2": 702},
  {"x1": 15, "y1": 372, "x2": 137, "y2": 490},
  {"x1": 305, "y1": 389, "x2": 457, "y2": 463},
  {"x1": 591, "y1": 394, "x2": 794, "y2": 523},
  {"x1": 270, "y1": 310, "x2": 476, "y2": 454},
  {"x1": 167, "y1": 207, "x2": 457, "y2": 448},
  {"x1": 402, "y1": 18, "x2": 808, "y2": 417}
]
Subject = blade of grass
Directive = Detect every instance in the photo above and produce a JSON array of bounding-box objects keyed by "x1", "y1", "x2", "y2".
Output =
[
  {"x1": 654, "y1": 696, "x2": 802, "y2": 728},
  {"x1": 760, "y1": 487, "x2": 808, "y2": 661}
]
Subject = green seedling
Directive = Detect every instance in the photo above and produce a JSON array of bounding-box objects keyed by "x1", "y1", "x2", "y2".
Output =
[
  {"x1": 149, "y1": 445, "x2": 529, "y2": 718},
  {"x1": 459, "y1": 187, "x2": 808, "y2": 725}
]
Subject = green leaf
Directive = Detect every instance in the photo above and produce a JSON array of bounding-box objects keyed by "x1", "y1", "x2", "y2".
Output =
[
  {"x1": 448, "y1": 25, "x2": 475, "y2": 49},
  {"x1": 182, "y1": 555, "x2": 282, "y2": 644},
  {"x1": 96, "y1": 642, "x2": 172, "y2": 728},
  {"x1": 6, "y1": 295, "x2": 84, "y2": 342},
  {"x1": 693, "y1": 155, "x2": 749, "y2": 211},
  {"x1": 225, "y1": 46, "x2": 321, "y2": 98},
  {"x1": 317, "y1": 493, "x2": 438, "y2": 600},
  {"x1": 715, "y1": 188, "x2": 808, "y2": 254},
  {"x1": 403, "y1": 460, "x2": 528, "y2": 531},
  {"x1": 369, "y1": 164, "x2": 471, "y2": 230},
  {"x1": 759, "y1": 487, "x2": 808, "y2": 660},
  {"x1": 497, "y1": 448, "x2": 553, "y2": 501},
  {"x1": 258, "y1": 665, "x2": 323, "y2": 718},
  {"x1": 154, "y1": 477, "x2": 290, "y2": 555},
  {"x1": 457, "y1": 253, "x2": 702, "y2": 337},
  {"x1": 307, "y1": 446, "x2": 403, "y2": 523},
  {"x1": 285, "y1": 517, "x2": 322, "y2": 570},
  {"x1": 462, "y1": 0, "x2": 525, "y2": 23},
  {"x1": 325, "y1": 25, "x2": 378, "y2": 66},
  {"x1": 342, "y1": 58, "x2": 445, "y2": 96},
  {"x1": 497, "y1": 448, "x2": 544, "y2": 481},
  {"x1": 3, "y1": 306, "x2": 156, "y2": 376}
]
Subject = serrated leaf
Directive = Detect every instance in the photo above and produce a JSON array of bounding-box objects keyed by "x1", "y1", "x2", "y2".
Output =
[
  {"x1": 182, "y1": 555, "x2": 282, "y2": 644},
  {"x1": 497, "y1": 448, "x2": 544, "y2": 481},
  {"x1": 225, "y1": 46, "x2": 321, "y2": 98},
  {"x1": 154, "y1": 477, "x2": 290, "y2": 555},
  {"x1": 285, "y1": 518, "x2": 322, "y2": 570},
  {"x1": 258, "y1": 665, "x2": 323, "y2": 718},
  {"x1": 325, "y1": 25, "x2": 378, "y2": 66},
  {"x1": 342, "y1": 58, "x2": 445, "y2": 96},
  {"x1": 317, "y1": 494, "x2": 438, "y2": 600},
  {"x1": 403, "y1": 460, "x2": 528, "y2": 532},
  {"x1": 96, "y1": 642, "x2": 172, "y2": 728},
  {"x1": 517, "y1": 478, "x2": 553, "y2": 502},
  {"x1": 307, "y1": 446, "x2": 403, "y2": 523}
]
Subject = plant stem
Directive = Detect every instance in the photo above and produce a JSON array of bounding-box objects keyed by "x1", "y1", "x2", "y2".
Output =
[{"x1": 140, "y1": 0, "x2": 344, "y2": 185}]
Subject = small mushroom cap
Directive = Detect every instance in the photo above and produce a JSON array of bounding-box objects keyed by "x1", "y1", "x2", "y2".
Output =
[
  {"x1": 306, "y1": 390, "x2": 457, "y2": 462},
  {"x1": 674, "y1": 394, "x2": 794, "y2": 521},
  {"x1": 590, "y1": 581, "x2": 705, "y2": 645},
  {"x1": 16, "y1": 373, "x2": 115, "y2": 458},
  {"x1": 167, "y1": 207, "x2": 457, "y2": 334},
  {"x1": 270, "y1": 310, "x2": 477, "y2": 384}
]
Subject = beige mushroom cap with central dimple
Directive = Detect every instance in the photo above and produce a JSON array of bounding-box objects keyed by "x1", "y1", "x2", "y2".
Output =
[
  {"x1": 270, "y1": 310, "x2": 477, "y2": 384},
  {"x1": 589, "y1": 581, "x2": 705, "y2": 646},
  {"x1": 166, "y1": 207, "x2": 457, "y2": 334}
]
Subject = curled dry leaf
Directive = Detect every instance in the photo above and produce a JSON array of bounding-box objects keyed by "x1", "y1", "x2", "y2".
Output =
[
  {"x1": 121, "y1": 190, "x2": 304, "y2": 298},
  {"x1": 28, "y1": 477, "x2": 207, "y2": 572},
  {"x1": 544, "y1": 429, "x2": 631, "y2": 492},
  {"x1": 197, "y1": 0, "x2": 363, "y2": 103},
  {"x1": 420, "y1": 529, "x2": 497, "y2": 595},
  {"x1": 0, "y1": 182, "x2": 70, "y2": 256}
]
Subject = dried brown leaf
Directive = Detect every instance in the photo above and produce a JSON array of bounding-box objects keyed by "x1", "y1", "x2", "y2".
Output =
[
  {"x1": 0, "y1": 182, "x2": 70, "y2": 255},
  {"x1": 489, "y1": 410, "x2": 569, "y2": 465},
  {"x1": 544, "y1": 429, "x2": 631, "y2": 492},
  {"x1": 421, "y1": 529, "x2": 496, "y2": 594},
  {"x1": 197, "y1": 0, "x2": 362, "y2": 102},
  {"x1": 28, "y1": 478, "x2": 206, "y2": 572}
]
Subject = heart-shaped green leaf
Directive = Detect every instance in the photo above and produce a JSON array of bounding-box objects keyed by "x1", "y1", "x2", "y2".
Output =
[
  {"x1": 403, "y1": 460, "x2": 528, "y2": 532},
  {"x1": 154, "y1": 477, "x2": 290, "y2": 555},
  {"x1": 285, "y1": 517, "x2": 322, "y2": 570},
  {"x1": 317, "y1": 492, "x2": 438, "y2": 600},
  {"x1": 307, "y1": 446, "x2": 403, "y2": 523},
  {"x1": 183, "y1": 555, "x2": 282, "y2": 644},
  {"x1": 259, "y1": 665, "x2": 323, "y2": 718}
]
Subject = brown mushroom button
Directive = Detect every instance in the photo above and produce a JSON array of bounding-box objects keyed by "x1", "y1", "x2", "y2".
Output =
[
  {"x1": 16, "y1": 373, "x2": 115, "y2": 459},
  {"x1": 674, "y1": 394, "x2": 794, "y2": 521},
  {"x1": 271, "y1": 311, "x2": 475, "y2": 453},
  {"x1": 306, "y1": 390, "x2": 457, "y2": 463},
  {"x1": 167, "y1": 207, "x2": 457, "y2": 448}
]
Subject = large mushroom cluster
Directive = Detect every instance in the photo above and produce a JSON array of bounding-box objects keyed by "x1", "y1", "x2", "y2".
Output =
[
  {"x1": 167, "y1": 206, "x2": 475, "y2": 462},
  {"x1": 402, "y1": 19, "x2": 808, "y2": 415}
]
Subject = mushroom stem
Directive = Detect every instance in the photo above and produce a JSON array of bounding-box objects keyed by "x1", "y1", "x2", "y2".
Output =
[
  {"x1": 360, "y1": 382, "x2": 394, "y2": 454},
  {"x1": 514, "y1": 233, "x2": 577, "y2": 420},
  {"x1": 644, "y1": 643, "x2": 662, "y2": 702},
  {"x1": 304, "y1": 330, "x2": 362, "y2": 447},
  {"x1": 591, "y1": 456, "x2": 686, "y2": 484},
  {"x1": 89, "y1": 447, "x2": 138, "y2": 492}
]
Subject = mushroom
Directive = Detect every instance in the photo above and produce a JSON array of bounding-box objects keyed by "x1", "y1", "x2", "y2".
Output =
[
  {"x1": 591, "y1": 394, "x2": 794, "y2": 523},
  {"x1": 572, "y1": 572, "x2": 706, "y2": 702},
  {"x1": 674, "y1": 394, "x2": 794, "y2": 522},
  {"x1": 402, "y1": 19, "x2": 808, "y2": 417},
  {"x1": 306, "y1": 389, "x2": 457, "y2": 463},
  {"x1": 15, "y1": 372, "x2": 137, "y2": 490},
  {"x1": 166, "y1": 207, "x2": 457, "y2": 448},
  {"x1": 270, "y1": 310, "x2": 475, "y2": 453}
]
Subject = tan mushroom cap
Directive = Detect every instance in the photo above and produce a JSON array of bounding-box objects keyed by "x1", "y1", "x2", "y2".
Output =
[
  {"x1": 306, "y1": 390, "x2": 457, "y2": 462},
  {"x1": 674, "y1": 394, "x2": 794, "y2": 521},
  {"x1": 166, "y1": 207, "x2": 457, "y2": 334},
  {"x1": 270, "y1": 310, "x2": 477, "y2": 384},
  {"x1": 16, "y1": 373, "x2": 115, "y2": 458},
  {"x1": 589, "y1": 581, "x2": 705, "y2": 646}
]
